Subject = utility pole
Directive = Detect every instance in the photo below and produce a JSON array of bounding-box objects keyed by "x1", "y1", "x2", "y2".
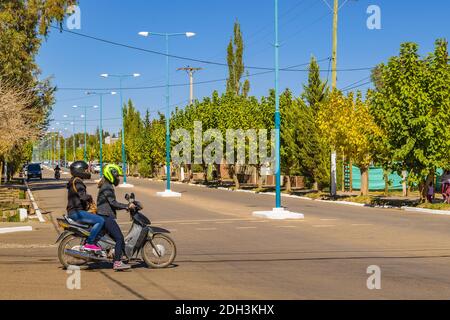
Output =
[
  {"x1": 177, "y1": 66, "x2": 203, "y2": 105},
  {"x1": 330, "y1": 0, "x2": 339, "y2": 197}
]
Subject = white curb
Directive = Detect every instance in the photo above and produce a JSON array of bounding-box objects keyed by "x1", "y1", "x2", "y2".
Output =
[
  {"x1": 401, "y1": 206, "x2": 450, "y2": 216},
  {"x1": 0, "y1": 226, "x2": 33, "y2": 234},
  {"x1": 253, "y1": 207, "x2": 305, "y2": 220},
  {"x1": 118, "y1": 183, "x2": 135, "y2": 188},
  {"x1": 24, "y1": 181, "x2": 45, "y2": 223},
  {"x1": 156, "y1": 190, "x2": 182, "y2": 198}
]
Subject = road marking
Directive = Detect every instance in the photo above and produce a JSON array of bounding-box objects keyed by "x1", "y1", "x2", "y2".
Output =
[
  {"x1": 351, "y1": 224, "x2": 373, "y2": 227},
  {"x1": 276, "y1": 226, "x2": 297, "y2": 228},
  {"x1": 313, "y1": 225, "x2": 336, "y2": 228},
  {"x1": 196, "y1": 228, "x2": 217, "y2": 231},
  {"x1": 180, "y1": 222, "x2": 200, "y2": 225},
  {"x1": 215, "y1": 221, "x2": 233, "y2": 224},
  {"x1": 236, "y1": 227, "x2": 257, "y2": 230},
  {"x1": 320, "y1": 219, "x2": 338, "y2": 221}
]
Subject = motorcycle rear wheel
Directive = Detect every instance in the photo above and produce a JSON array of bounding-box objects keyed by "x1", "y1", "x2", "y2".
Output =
[
  {"x1": 141, "y1": 234, "x2": 176, "y2": 268},
  {"x1": 58, "y1": 234, "x2": 89, "y2": 270}
]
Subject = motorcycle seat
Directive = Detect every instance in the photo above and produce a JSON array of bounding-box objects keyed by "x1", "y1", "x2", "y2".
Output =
[{"x1": 65, "y1": 216, "x2": 90, "y2": 229}]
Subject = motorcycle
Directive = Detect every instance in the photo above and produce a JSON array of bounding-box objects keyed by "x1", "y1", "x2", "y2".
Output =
[
  {"x1": 54, "y1": 170, "x2": 61, "y2": 180},
  {"x1": 56, "y1": 193, "x2": 176, "y2": 269}
]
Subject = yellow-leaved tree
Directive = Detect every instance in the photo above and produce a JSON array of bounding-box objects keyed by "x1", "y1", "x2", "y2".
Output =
[{"x1": 317, "y1": 90, "x2": 382, "y2": 195}]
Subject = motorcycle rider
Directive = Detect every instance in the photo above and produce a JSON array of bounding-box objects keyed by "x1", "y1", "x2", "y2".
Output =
[
  {"x1": 67, "y1": 161, "x2": 104, "y2": 252},
  {"x1": 97, "y1": 164, "x2": 133, "y2": 271},
  {"x1": 54, "y1": 164, "x2": 61, "y2": 179}
]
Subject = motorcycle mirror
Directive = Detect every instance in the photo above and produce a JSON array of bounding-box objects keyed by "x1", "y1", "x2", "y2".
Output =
[
  {"x1": 125, "y1": 194, "x2": 130, "y2": 201},
  {"x1": 131, "y1": 193, "x2": 135, "y2": 200}
]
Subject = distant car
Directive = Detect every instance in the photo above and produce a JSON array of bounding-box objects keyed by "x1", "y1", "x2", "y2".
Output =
[
  {"x1": 26, "y1": 163, "x2": 42, "y2": 181},
  {"x1": 92, "y1": 163, "x2": 102, "y2": 174}
]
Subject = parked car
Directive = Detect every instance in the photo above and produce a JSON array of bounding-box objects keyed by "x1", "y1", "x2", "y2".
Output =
[{"x1": 26, "y1": 163, "x2": 42, "y2": 181}]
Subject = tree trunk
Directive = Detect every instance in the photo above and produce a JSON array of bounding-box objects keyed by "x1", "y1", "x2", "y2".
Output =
[
  {"x1": 256, "y1": 164, "x2": 263, "y2": 189},
  {"x1": 383, "y1": 170, "x2": 389, "y2": 196},
  {"x1": 360, "y1": 166, "x2": 369, "y2": 196},
  {"x1": 341, "y1": 154, "x2": 345, "y2": 192},
  {"x1": 349, "y1": 159, "x2": 353, "y2": 193},
  {"x1": 233, "y1": 172, "x2": 240, "y2": 190},
  {"x1": 186, "y1": 164, "x2": 193, "y2": 183},
  {"x1": 312, "y1": 181, "x2": 318, "y2": 191},
  {"x1": 202, "y1": 163, "x2": 208, "y2": 184},
  {"x1": 0, "y1": 161, "x2": 3, "y2": 185},
  {"x1": 402, "y1": 171, "x2": 408, "y2": 197},
  {"x1": 215, "y1": 163, "x2": 221, "y2": 181},
  {"x1": 285, "y1": 176, "x2": 292, "y2": 193},
  {"x1": 420, "y1": 171, "x2": 435, "y2": 203}
]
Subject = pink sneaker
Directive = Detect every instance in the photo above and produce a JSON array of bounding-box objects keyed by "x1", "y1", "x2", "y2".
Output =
[{"x1": 82, "y1": 244, "x2": 102, "y2": 252}]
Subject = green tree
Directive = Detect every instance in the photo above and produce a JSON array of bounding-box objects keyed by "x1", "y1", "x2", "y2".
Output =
[
  {"x1": 0, "y1": 0, "x2": 76, "y2": 180},
  {"x1": 301, "y1": 57, "x2": 330, "y2": 190},
  {"x1": 369, "y1": 40, "x2": 450, "y2": 201},
  {"x1": 226, "y1": 21, "x2": 250, "y2": 96},
  {"x1": 123, "y1": 100, "x2": 143, "y2": 174}
]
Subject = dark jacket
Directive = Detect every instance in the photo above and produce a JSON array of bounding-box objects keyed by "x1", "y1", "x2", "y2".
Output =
[
  {"x1": 67, "y1": 177, "x2": 93, "y2": 214},
  {"x1": 96, "y1": 179, "x2": 128, "y2": 218}
]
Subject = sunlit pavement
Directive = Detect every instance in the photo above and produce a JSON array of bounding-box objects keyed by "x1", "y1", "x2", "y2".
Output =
[{"x1": 2, "y1": 169, "x2": 450, "y2": 299}]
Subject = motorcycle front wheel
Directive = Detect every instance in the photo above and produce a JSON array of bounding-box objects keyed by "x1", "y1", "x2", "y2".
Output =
[
  {"x1": 58, "y1": 234, "x2": 89, "y2": 270},
  {"x1": 141, "y1": 233, "x2": 177, "y2": 268}
]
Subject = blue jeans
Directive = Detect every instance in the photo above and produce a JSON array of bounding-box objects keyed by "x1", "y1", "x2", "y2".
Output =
[{"x1": 69, "y1": 211, "x2": 105, "y2": 244}]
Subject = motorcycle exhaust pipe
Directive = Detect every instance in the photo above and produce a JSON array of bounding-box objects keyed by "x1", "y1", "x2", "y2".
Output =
[{"x1": 65, "y1": 249, "x2": 109, "y2": 262}]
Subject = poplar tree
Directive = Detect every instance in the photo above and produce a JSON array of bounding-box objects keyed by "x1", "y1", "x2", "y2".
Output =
[{"x1": 226, "y1": 21, "x2": 250, "y2": 96}]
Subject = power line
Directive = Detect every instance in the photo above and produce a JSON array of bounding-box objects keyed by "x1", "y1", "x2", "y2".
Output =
[
  {"x1": 342, "y1": 80, "x2": 372, "y2": 92},
  {"x1": 340, "y1": 75, "x2": 371, "y2": 91},
  {"x1": 51, "y1": 25, "x2": 311, "y2": 72},
  {"x1": 56, "y1": 65, "x2": 373, "y2": 91},
  {"x1": 58, "y1": 58, "x2": 374, "y2": 92}
]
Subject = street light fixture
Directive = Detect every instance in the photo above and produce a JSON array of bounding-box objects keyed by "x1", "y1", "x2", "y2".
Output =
[
  {"x1": 139, "y1": 30, "x2": 196, "y2": 197},
  {"x1": 100, "y1": 73, "x2": 141, "y2": 188}
]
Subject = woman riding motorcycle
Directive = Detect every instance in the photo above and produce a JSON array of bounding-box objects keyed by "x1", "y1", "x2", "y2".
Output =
[
  {"x1": 66, "y1": 161, "x2": 104, "y2": 252},
  {"x1": 97, "y1": 164, "x2": 133, "y2": 271}
]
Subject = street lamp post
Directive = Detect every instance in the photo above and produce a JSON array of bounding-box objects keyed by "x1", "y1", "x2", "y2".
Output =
[
  {"x1": 100, "y1": 73, "x2": 140, "y2": 188},
  {"x1": 85, "y1": 92, "x2": 117, "y2": 178},
  {"x1": 252, "y1": 0, "x2": 304, "y2": 220},
  {"x1": 73, "y1": 105, "x2": 99, "y2": 163},
  {"x1": 139, "y1": 31, "x2": 195, "y2": 197}
]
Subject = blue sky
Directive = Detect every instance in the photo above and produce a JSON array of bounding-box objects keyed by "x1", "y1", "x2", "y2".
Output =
[{"x1": 37, "y1": 0, "x2": 450, "y2": 135}]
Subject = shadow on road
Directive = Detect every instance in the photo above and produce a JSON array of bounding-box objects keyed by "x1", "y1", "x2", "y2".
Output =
[{"x1": 178, "y1": 254, "x2": 450, "y2": 264}]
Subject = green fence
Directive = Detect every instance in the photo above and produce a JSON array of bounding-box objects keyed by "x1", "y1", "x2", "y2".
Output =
[
  {"x1": 351, "y1": 166, "x2": 403, "y2": 191},
  {"x1": 352, "y1": 166, "x2": 445, "y2": 191}
]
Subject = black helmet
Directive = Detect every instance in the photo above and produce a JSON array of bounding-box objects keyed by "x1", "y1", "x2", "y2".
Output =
[{"x1": 70, "y1": 161, "x2": 91, "y2": 180}]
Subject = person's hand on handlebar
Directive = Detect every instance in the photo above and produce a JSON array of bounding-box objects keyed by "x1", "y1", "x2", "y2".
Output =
[{"x1": 128, "y1": 203, "x2": 136, "y2": 211}]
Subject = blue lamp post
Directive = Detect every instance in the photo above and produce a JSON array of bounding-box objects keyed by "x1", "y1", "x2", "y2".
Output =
[
  {"x1": 100, "y1": 73, "x2": 141, "y2": 187},
  {"x1": 252, "y1": 0, "x2": 304, "y2": 220},
  {"x1": 139, "y1": 31, "x2": 195, "y2": 197},
  {"x1": 85, "y1": 92, "x2": 117, "y2": 178}
]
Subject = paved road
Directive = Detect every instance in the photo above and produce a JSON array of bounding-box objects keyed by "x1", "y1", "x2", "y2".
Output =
[{"x1": 2, "y1": 169, "x2": 450, "y2": 299}]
